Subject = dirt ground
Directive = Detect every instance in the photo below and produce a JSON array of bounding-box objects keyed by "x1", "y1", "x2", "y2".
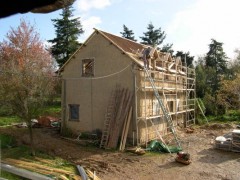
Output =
[{"x1": 1, "y1": 123, "x2": 240, "y2": 180}]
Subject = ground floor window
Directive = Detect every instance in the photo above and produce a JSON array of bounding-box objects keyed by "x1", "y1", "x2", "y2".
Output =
[{"x1": 69, "y1": 104, "x2": 79, "y2": 121}]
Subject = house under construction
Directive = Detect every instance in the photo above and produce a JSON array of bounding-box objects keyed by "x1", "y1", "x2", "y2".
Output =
[
  {"x1": 59, "y1": 29, "x2": 196, "y2": 149},
  {"x1": 132, "y1": 49, "x2": 195, "y2": 146}
]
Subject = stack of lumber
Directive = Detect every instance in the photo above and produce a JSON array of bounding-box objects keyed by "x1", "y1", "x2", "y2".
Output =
[
  {"x1": 105, "y1": 86, "x2": 133, "y2": 149},
  {"x1": 2, "y1": 158, "x2": 81, "y2": 180}
]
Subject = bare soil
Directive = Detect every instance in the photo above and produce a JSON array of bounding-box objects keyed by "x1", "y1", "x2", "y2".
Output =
[{"x1": 1, "y1": 123, "x2": 240, "y2": 180}]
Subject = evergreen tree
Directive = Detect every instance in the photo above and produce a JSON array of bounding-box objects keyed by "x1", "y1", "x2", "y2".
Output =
[
  {"x1": 120, "y1": 25, "x2": 136, "y2": 41},
  {"x1": 140, "y1": 22, "x2": 166, "y2": 46},
  {"x1": 175, "y1": 51, "x2": 194, "y2": 67},
  {"x1": 205, "y1": 39, "x2": 228, "y2": 73},
  {"x1": 205, "y1": 39, "x2": 228, "y2": 95},
  {"x1": 48, "y1": 5, "x2": 84, "y2": 67},
  {"x1": 161, "y1": 43, "x2": 174, "y2": 55}
]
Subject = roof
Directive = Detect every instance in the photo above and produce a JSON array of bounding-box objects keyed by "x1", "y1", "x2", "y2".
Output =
[
  {"x1": 59, "y1": 28, "x2": 149, "y2": 72},
  {"x1": 59, "y1": 29, "x2": 190, "y2": 77},
  {"x1": 97, "y1": 29, "x2": 146, "y2": 54}
]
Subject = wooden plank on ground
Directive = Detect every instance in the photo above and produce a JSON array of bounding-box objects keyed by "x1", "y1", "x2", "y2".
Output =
[
  {"x1": 2, "y1": 158, "x2": 82, "y2": 179},
  {"x1": 86, "y1": 169, "x2": 101, "y2": 180}
]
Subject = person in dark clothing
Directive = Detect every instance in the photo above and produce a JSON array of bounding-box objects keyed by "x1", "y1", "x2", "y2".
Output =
[{"x1": 142, "y1": 47, "x2": 151, "y2": 69}]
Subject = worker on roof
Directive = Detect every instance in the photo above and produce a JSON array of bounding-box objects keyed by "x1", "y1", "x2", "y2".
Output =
[{"x1": 142, "y1": 46, "x2": 151, "y2": 69}]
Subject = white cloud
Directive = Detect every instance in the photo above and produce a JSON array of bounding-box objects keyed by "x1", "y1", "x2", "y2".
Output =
[
  {"x1": 80, "y1": 16, "x2": 102, "y2": 41},
  {"x1": 166, "y1": 0, "x2": 240, "y2": 59},
  {"x1": 77, "y1": 0, "x2": 111, "y2": 12},
  {"x1": 43, "y1": 40, "x2": 52, "y2": 48}
]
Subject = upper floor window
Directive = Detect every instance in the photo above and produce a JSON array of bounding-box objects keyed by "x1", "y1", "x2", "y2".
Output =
[{"x1": 82, "y1": 58, "x2": 94, "y2": 77}]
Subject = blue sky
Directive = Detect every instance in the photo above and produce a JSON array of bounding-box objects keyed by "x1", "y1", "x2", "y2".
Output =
[{"x1": 1, "y1": 0, "x2": 240, "y2": 59}]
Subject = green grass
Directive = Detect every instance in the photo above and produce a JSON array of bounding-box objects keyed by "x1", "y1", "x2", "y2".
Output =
[
  {"x1": 42, "y1": 104, "x2": 61, "y2": 117},
  {"x1": 206, "y1": 110, "x2": 240, "y2": 123},
  {"x1": 0, "y1": 135, "x2": 27, "y2": 179},
  {"x1": 0, "y1": 134, "x2": 16, "y2": 149},
  {"x1": 1, "y1": 144, "x2": 78, "y2": 179},
  {"x1": 0, "y1": 97, "x2": 61, "y2": 125},
  {"x1": 0, "y1": 103, "x2": 61, "y2": 127},
  {"x1": 0, "y1": 116, "x2": 20, "y2": 126},
  {"x1": 0, "y1": 170, "x2": 26, "y2": 180},
  {"x1": 1, "y1": 145, "x2": 31, "y2": 159}
]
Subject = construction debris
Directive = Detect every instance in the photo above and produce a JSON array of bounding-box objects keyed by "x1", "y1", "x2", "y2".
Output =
[
  {"x1": 37, "y1": 116, "x2": 60, "y2": 127},
  {"x1": 232, "y1": 129, "x2": 240, "y2": 152},
  {"x1": 86, "y1": 169, "x2": 101, "y2": 180},
  {"x1": 215, "y1": 129, "x2": 240, "y2": 152},
  {"x1": 125, "y1": 147, "x2": 146, "y2": 155},
  {"x1": 185, "y1": 127, "x2": 194, "y2": 133}
]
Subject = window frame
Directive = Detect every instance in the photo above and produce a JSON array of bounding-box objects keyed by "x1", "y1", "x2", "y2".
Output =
[
  {"x1": 68, "y1": 104, "x2": 80, "y2": 121},
  {"x1": 82, "y1": 58, "x2": 95, "y2": 77},
  {"x1": 167, "y1": 101, "x2": 174, "y2": 112}
]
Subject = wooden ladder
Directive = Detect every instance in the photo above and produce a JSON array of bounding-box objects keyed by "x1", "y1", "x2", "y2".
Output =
[{"x1": 99, "y1": 90, "x2": 115, "y2": 149}]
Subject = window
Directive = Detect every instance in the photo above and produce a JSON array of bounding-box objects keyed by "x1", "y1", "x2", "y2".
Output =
[
  {"x1": 165, "y1": 75, "x2": 169, "y2": 80},
  {"x1": 69, "y1": 104, "x2": 79, "y2": 121},
  {"x1": 82, "y1": 58, "x2": 94, "y2": 77},
  {"x1": 167, "y1": 101, "x2": 174, "y2": 112}
]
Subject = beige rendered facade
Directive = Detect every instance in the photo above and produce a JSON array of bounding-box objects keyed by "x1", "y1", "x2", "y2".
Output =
[{"x1": 59, "y1": 29, "x2": 195, "y2": 146}]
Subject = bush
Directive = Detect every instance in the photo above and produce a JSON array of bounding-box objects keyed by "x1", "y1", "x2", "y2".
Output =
[
  {"x1": 0, "y1": 134, "x2": 16, "y2": 148},
  {"x1": 207, "y1": 110, "x2": 240, "y2": 122},
  {"x1": 0, "y1": 104, "x2": 13, "y2": 116}
]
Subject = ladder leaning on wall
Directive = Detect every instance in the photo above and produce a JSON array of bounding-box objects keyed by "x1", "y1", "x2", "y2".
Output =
[{"x1": 143, "y1": 67, "x2": 182, "y2": 149}]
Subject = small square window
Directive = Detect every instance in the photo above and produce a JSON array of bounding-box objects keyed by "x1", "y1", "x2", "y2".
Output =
[
  {"x1": 69, "y1": 104, "x2": 79, "y2": 121},
  {"x1": 82, "y1": 59, "x2": 94, "y2": 77}
]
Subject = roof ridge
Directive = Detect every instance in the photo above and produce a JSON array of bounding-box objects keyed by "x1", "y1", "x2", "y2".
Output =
[
  {"x1": 96, "y1": 28, "x2": 144, "y2": 46},
  {"x1": 94, "y1": 28, "x2": 149, "y2": 50}
]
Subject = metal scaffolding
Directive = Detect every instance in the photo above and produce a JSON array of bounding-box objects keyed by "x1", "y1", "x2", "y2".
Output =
[{"x1": 133, "y1": 51, "x2": 196, "y2": 146}]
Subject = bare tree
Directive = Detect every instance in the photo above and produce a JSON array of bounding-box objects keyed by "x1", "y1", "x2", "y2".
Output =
[{"x1": 0, "y1": 19, "x2": 56, "y2": 155}]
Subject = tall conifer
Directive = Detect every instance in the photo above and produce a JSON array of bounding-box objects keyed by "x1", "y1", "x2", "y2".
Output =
[
  {"x1": 120, "y1": 25, "x2": 137, "y2": 41},
  {"x1": 49, "y1": 5, "x2": 84, "y2": 67}
]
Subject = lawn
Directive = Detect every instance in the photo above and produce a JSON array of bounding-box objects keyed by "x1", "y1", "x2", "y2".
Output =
[
  {"x1": 0, "y1": 100, "x2": 61, "y2": 127},
  {"x1": 0, "y1": 116, "x2": 20, "y2": 126},
  {"x1": 42, "y1": 104, "x2": 61, "y2": 117}
]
